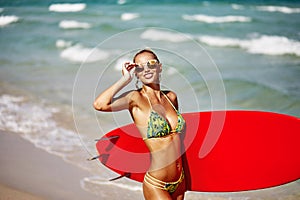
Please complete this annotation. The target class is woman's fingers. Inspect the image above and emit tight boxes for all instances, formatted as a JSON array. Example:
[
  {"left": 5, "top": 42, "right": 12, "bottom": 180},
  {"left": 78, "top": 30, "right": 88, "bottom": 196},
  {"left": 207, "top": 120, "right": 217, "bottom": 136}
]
[
  {"left": 122, "top": 62, "right": 130, "bottom": 75},
  {"left": 122, "top": 62, "right": 137, "bottom": 83},
  {"left": 126, "top": 63, "right": 137, "bottom": 71}
]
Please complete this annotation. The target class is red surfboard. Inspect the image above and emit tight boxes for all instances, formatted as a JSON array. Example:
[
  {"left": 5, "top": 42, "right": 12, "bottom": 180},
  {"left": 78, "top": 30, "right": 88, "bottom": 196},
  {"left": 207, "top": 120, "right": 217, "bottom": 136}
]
[{"left": 96, "top": 111, "right": 300, "bottom": 192}]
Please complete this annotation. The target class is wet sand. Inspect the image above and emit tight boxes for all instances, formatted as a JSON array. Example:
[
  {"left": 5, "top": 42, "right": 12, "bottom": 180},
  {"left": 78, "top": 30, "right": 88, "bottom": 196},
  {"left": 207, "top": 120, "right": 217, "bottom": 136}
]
[
  {"left": 0, "top": 183, "right": 45, "bottom": 200},
  {"left": 0, "top": 131, "right": 98, "bottom": 200}
]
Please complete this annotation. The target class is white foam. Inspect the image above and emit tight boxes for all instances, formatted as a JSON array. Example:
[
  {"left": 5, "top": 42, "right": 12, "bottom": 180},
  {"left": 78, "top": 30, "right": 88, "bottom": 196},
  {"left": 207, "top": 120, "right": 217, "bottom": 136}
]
[
  {"left": 198, "top": 35, "right": 300, "bottom": 56},
  {"left": 56, "top": 39, "right": 73, "bottom": 49},
  {"left": 0, "top": 94, "right": 82, "bottom": 156},
  {"left": 60, "top": 44, "right": 110, "bottom": 63},
  {"left": 231, "top": 4, "right": 244, "bottom": 10},
  {"left": 121, "top": 13, "right": 140, "bottom": 21},
  {"left": 0, "top": 15, "right": 19, "bottom": 27},
  {"left": 182, "top": 14, "right": 251, "bottom": 23},
  {"left": 82, "top": 176, "right": 142, "bottom": 192},
  {"left": 117, "top": 0, "right": 126, "bottom": 5},
  {"left": 141, "top": 29, "right": 190, "bottom": 42},
  {"left": 59, "top": 20, "right": 91, "bottom": 29},
  {"left": 166, "top": 67, "right": 179, "bottom": 76},
  {"left": 246, "top": 35, "right": 300, "bottom": 56},
  {"left": 49, "top": 3, "right": 86, "bottom": 12},
  {"left": 256, "top": 5, "right": 300, "bottom": 14},
  {"left": 113, "top": 57, "right": 131, "bottom": 71},
  {"left": 198, "top": 35, "right": 242, "bottom": 47}
]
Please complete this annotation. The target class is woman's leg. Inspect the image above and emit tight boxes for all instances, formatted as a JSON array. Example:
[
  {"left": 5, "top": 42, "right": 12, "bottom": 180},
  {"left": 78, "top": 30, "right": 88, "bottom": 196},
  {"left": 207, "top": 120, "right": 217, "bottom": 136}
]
[
  {"left": 171, "top": 178, "right": 186, "bottom": 200},
  {"left": 143, "top": 178, "right": 186, "bottom": 200}
]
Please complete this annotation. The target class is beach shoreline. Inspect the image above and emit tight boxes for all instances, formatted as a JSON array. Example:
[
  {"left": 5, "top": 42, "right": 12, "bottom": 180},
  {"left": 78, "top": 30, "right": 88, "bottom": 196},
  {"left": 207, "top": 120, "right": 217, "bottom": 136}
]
[
  {"left": 0, "top": 183, "right": 45, "bottom": 200},
  {"left": 1, "top": 1, "right": 300, "bottom": 199},
  {"left": 0, "top": 131, "right": 98, "bottom": 200}
]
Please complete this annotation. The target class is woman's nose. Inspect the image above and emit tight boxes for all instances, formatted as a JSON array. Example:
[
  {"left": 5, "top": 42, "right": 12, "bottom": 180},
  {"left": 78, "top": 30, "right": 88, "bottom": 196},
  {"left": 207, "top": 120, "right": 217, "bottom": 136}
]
[{"left": 144, "top": 66, "right": 151, "bottom": 72}]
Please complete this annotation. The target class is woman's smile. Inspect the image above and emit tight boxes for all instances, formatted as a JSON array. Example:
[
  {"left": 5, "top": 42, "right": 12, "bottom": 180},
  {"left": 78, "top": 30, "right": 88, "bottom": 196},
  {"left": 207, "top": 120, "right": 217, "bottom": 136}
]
[
  {"left": 94, "top": 49, "right": 186, "bottom": 199},
  {"left": 144, "top": 72, "right": 154, "bottom": 79}
]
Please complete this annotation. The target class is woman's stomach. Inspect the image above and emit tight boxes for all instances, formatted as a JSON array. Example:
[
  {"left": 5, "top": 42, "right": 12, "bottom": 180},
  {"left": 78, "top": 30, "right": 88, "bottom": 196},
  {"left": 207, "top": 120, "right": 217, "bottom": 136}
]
[{"left": 145, "top": 133, "right": 183, "bottom": 181}]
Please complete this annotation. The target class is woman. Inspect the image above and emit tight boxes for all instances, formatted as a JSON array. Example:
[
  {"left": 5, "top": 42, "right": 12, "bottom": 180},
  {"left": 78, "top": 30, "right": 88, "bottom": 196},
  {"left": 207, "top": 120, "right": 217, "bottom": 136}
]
[{"left": 94, "top": 49, "right": 186, "bottom": 200}]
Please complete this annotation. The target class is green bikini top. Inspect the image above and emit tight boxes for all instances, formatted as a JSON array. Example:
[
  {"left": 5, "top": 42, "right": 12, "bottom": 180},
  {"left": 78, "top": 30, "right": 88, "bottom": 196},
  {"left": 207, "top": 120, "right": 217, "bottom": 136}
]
[{"left": 143, "top": 91, "right": 186, "bottom": 140}]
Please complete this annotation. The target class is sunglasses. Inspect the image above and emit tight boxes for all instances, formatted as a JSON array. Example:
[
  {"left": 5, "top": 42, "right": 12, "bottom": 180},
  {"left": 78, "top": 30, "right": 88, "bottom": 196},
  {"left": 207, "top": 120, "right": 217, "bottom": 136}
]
[{"left": 134, "top": 59, "right": 159, "bottom": 73}]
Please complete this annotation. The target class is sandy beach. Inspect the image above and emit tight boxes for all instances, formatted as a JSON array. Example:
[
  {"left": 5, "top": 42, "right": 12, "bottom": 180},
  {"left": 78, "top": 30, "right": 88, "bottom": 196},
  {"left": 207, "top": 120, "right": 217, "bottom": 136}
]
[
  {"left": 0, "top": 184, "right": 45, "bottom": 200},
  {"left": 0, "top": 131, "right": 98, "bottom": 200},
  {"left": 1, "top": 1, "right": 300, "bottom": 199}
]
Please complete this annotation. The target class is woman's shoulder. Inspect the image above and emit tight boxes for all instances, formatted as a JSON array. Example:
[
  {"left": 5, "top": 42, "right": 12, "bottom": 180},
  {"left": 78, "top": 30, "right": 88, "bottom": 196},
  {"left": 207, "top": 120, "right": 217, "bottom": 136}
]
[
  {"left": 125, "top": 89, "right": 145, "bottom": 104},
  {"left": 162, "top": 90, "right": 177, "bottom": 101},
  {"left": 125, "top": 89, "right": 142, "bottom": 99}
]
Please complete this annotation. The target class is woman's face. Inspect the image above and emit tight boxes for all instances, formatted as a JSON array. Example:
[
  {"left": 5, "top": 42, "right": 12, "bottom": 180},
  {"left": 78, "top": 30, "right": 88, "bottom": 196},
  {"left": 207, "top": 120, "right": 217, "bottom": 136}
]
[{"left": 134, "top": 52, "right": 162, "bottom": 85}]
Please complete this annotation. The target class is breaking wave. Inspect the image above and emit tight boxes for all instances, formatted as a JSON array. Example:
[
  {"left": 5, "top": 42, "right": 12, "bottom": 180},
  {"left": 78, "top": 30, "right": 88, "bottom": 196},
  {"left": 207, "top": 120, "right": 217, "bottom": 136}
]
[
  {"left": 198, "top": 34, "right": 300, "bottom": 56},
  {"left": 60, "top": 44, "right": 110, "bottom": 63},
  {"left": 49, "top": 3, "right": 86, "bottom": 12},
  {"left": 140, "top": 29, "right": 190, "bottom": 42},
  {"left": 121, "top": 13, "right": 140, "bottom": 21},
  {"left": 0, "top": 15, "right": 19, "bottom": 27},
  {"left": 0, "top": 94, "right": 82, "bottom": 158},
  {"left": 256, "top": 5, "right": 300, "bottom": 14},
  {"left": 182, "top": 14, "right": 251, "bottom": 23},
  {"left": 59, "top": 20, "right": 91, "bottom": 29}
]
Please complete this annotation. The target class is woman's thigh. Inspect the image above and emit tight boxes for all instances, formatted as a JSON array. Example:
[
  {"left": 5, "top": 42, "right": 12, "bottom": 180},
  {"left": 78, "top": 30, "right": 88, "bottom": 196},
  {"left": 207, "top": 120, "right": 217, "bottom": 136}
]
[
  {"left": 143, "top": 182, "right": 172, "bottom": 200},
  {"left": 171, "top": 178, "right": 186, "bottom": 200},
  {"left": 143, "top": 179, "right": 186, "bottom": 200}
]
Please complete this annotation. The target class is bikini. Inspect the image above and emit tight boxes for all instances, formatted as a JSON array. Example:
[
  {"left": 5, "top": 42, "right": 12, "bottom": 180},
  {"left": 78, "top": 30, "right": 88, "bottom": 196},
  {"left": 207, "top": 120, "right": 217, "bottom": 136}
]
[
  {"left": 144, "top": 169, "right": 184, "bottom": 194},
  {"left": 143, "top": 91, "right": 186, "bottom": 194},
  {"left": 143, "top": 91, "right": 185, "bottom": 140}
]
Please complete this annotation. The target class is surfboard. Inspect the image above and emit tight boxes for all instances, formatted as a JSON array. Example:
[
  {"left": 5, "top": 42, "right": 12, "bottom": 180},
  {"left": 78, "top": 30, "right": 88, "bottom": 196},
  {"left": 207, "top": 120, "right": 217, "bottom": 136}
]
[{"left": 95, "top": 110, "right": 300, "bottom": 192}]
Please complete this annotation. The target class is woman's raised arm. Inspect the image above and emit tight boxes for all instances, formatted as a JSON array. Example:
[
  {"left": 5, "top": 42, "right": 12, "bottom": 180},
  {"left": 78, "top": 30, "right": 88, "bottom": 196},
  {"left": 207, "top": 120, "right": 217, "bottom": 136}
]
[{"left": 93, "top": 62, "right": 136, "bottom": 112}]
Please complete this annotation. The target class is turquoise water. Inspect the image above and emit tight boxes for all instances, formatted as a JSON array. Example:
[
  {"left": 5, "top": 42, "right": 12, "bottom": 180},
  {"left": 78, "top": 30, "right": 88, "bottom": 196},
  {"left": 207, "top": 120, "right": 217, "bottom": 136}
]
[{"left": 1, "top": 0, "right": 300, "bottom": 199}]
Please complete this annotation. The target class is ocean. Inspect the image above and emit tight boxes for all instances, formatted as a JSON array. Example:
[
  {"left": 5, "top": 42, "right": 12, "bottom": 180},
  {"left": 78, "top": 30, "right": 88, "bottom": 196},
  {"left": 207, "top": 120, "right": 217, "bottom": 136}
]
[{"left": 0, "top": 0, "right": 299, "bottom": 199}]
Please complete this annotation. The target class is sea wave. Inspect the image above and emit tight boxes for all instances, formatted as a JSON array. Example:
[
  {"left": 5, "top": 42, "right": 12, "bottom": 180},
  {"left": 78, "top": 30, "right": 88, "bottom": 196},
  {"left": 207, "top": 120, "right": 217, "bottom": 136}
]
[
  {"left": 60, "top": 44, "right": 110, "bottom": 63},
  {"left": 231, "top": 4, "right": 244, "bottom": 10},
  {"left": 0, "top": 8, "right": 3, "bottom": 13},
  {"left": 81, "top": 176, "right": 143, "bottom": 199},
  {"left": 198, "top": 35, "right": 300, "bottom": 56},
  {"left": 48, "top": 3, "right": 86, "bottom": 12},
  {"left": 59, "top": 20, "right": 91, "bottom": 29},
  {"left": 113, "top": 57, "right": 131, "bottom": 71},
  {"left": 0, "top": 94, "right": 82, "bottom": 157},
  {"left": 82, "top": 176, "right": 142, "bottom": 192},
  {"left": 121, "top": 13, "right": 140, "bottom": 21},
  {"left": 182, "top": 14, "right": 251, "bottom": 23},
  {"left": 140, "top": 29, "right": 190, "bottom": 42},
  {"left": 0, "top": 15, "right": 19, "bottom": 27},
  {"left": 117, "top": 0, "right": 126, "bottom": 5},
  {"left": 256, "top": 5, "right": 300, "bottom": 14},
  {"left": 56, "top": 39, "right": 73, "bottom": 48}
]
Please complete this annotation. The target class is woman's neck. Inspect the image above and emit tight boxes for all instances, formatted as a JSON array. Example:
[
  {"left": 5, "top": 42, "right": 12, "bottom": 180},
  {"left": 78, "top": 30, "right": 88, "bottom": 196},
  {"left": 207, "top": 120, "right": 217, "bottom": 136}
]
[
  {"left": 142, "top": 84, "right": 161, "bottom": 98},
  {"left": 142, "top": 83, "right": 160, "bottom": 91}
]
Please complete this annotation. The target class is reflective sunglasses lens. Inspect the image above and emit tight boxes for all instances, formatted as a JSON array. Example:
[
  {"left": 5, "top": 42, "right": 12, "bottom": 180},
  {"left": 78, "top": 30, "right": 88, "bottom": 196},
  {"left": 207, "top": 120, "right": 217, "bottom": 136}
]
[
  {"left": 147, "top": 60, "right": 158, "bottom": 69},
  {"left": 135, "top": 66, "right": 144, "bottom": 73}
]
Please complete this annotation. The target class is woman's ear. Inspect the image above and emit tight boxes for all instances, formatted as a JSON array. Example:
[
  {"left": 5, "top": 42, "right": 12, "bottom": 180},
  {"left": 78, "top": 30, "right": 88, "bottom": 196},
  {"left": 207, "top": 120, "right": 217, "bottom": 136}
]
[{"left": 158, "top": 63, "right": 162, "bottom": 73}]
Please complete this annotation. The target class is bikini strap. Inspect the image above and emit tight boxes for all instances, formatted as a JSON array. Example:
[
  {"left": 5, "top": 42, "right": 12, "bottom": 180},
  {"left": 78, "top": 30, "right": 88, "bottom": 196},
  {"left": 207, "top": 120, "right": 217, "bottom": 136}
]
[
  {"left": 143, "top": 92, "right": 153, "bottom": 110},
  {"left": 143, "top": 90, "right": 178, "bottom": 112},
  {"left": 161, "top": 91, "right": 178, "bottom": 112}
]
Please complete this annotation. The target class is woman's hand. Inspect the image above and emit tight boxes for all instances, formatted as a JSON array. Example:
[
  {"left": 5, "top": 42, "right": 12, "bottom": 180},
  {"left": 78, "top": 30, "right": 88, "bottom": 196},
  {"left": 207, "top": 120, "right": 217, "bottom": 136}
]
[
  {"left": 94, "top": 62, "right": 137, "bottom": 111},
  {"left": 122, "top": 62, "right": 136, "bottom": 84}
]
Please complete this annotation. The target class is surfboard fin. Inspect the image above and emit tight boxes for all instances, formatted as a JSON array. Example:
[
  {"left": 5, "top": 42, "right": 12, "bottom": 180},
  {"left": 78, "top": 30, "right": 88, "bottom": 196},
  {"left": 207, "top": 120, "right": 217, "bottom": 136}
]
[
  {"left": 87, "top": 155, "right": 100, "bottom": 161},
  {"left": 95, "top": 135, "right": 120, "bottom": 141},
  {"left": 109, "top": 172, "right": 131, "bottom": 181}
]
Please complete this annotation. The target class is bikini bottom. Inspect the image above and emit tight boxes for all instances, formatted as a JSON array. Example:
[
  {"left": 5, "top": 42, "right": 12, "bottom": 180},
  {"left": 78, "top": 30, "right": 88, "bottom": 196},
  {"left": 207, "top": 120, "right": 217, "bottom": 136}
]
[{"left": 144, "top": 169, "right": 184, "bottom": 194}]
